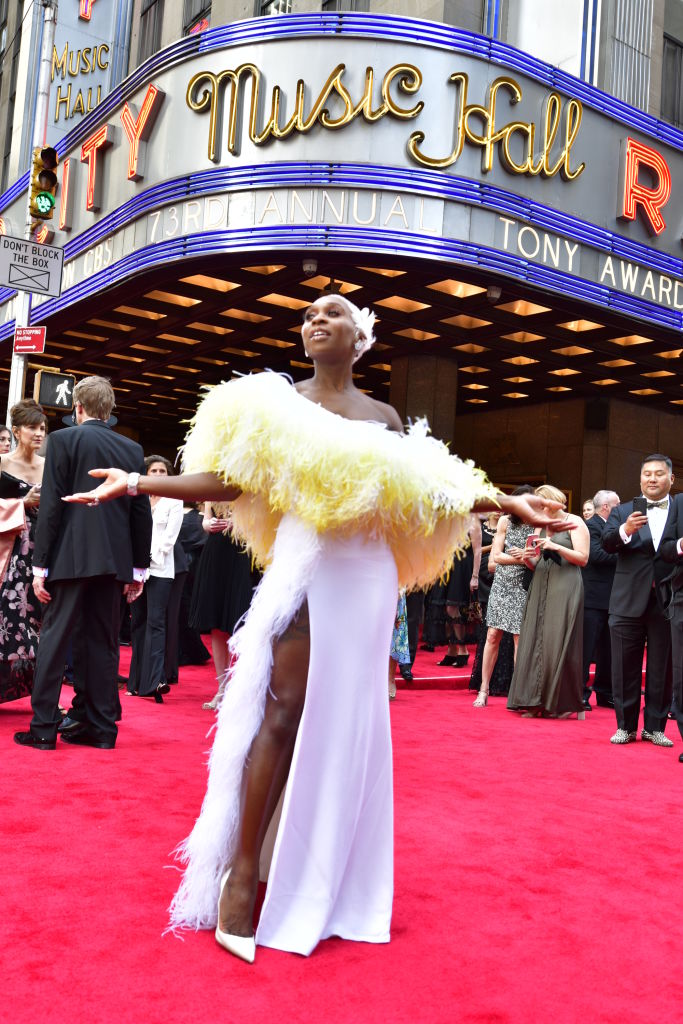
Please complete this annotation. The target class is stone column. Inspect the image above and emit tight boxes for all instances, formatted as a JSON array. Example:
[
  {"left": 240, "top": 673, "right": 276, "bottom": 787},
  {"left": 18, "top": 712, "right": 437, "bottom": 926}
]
[{"left": 389, "top": 355, "right": 458, "bottom": 444}]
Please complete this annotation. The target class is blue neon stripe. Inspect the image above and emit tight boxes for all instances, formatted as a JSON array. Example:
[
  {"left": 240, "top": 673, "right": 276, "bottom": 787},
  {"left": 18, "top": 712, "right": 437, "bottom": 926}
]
[
  {"left": 580, "top": 0, "right": 589, "bottom": 80},
  {"left": 0, "top": 222, "right": 679, "bottom": 347}
]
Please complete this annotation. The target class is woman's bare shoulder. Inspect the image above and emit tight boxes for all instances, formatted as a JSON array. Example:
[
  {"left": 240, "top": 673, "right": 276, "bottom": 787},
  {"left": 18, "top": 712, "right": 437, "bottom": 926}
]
[{"left": 368, "top": 397, "right": 403, "bottom": 432}]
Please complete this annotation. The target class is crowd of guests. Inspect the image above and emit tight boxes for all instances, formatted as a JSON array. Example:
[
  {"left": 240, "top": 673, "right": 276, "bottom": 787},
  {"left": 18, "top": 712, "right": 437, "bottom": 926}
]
[{"left": 3, "top": 381, "right": 683, "bottom": 765}]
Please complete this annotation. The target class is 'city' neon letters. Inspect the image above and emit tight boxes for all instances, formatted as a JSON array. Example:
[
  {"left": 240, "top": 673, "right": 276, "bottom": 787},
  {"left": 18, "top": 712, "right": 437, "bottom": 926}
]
[
  {"left": 81, "top": 124, "right": 114, "bottom": 211},
  {"left": 120, "top": 85, "right": 165, "bottom": 181}
]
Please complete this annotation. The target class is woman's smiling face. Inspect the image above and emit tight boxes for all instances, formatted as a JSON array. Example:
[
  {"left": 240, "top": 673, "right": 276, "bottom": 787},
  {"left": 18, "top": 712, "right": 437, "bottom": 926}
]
[{"left": 302, "top": 294, "right": 357, "bottom": 365}]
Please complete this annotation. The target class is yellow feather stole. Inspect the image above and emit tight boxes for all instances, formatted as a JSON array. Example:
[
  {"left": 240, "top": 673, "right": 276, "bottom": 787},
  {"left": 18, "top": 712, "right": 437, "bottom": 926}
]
[{"left": 182, "top": 373, "right": 497, "bottom": 590}]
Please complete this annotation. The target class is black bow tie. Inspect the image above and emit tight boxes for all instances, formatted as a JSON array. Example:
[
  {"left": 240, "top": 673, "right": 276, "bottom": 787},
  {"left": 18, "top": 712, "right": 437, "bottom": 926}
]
[{"left": 646, "top": 500, "right": 668, "bottom": 510}]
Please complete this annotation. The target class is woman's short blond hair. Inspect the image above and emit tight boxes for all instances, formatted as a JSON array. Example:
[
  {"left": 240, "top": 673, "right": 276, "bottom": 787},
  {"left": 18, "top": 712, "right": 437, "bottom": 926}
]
[
  {"left": 535, "top": 484, "right": 567, "bottom": 505},
  {"left": 73, "top": 375, "right": 115, "bottom": 420}
]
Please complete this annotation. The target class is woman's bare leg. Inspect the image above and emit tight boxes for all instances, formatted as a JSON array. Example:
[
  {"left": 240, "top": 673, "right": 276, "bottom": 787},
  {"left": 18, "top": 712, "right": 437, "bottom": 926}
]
[
  {"left": 203, "top": 630, "right": 231, "bottom": 709},
  {"left": 219, "top": 604, "right": 310, "bottom": 936},
  {"left": 481, "top": 627, "right": 502, "bottom": 692}
]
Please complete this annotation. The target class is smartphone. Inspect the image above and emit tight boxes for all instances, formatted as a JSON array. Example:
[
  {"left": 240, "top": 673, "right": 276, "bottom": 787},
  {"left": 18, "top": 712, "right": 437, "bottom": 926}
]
[
  {"left": 632, "top": 496, "right": 648, "bottom": 515},
  {"left": 525, "top": 535, "right": 541, "bottom": 549}
]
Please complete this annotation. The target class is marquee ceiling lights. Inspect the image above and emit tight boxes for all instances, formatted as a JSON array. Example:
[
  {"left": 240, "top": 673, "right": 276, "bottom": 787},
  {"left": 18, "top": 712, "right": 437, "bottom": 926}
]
[
  {"left": 466, "top": 398, "right": 488, "bottom": 404},
  {"left": 300, "top": 276, "right": 361, "bottom": 293},
  {"left": 393, "top": 328, "right": 439, "bottom": 341},
  {"left": 29, "top": 257, "right": 682, "bottom": 447},
  {"left": 252, "top": 336, "right": 296, "bottom": 349},
  {"left": 609, "top": 335, "right": 652, "bottom": 346},
  {"left": 357, "top": 267, "right": 406, "bottom": 277},
  {"left": 108, "top": 352, "right": 143, "bottom": 362},
  {"left": 258, "top": 293, "right": 310, "bottom": 309},
  {"left": 552, "top": 346, "right": 592, "bottom": 356},
  {"left": 145, "top": 290, "right": 201, "bottom": 307},
  {"left": 501, "top": 331, "right": 544, "bottom": 343},
  {"left": 441, "top": 315, "right": 492, "bottom": 329},
  {"left": 496, "top": 300, "right": 551, "bottom": 316},
  {"left": 221, "top": 308, "right": 271, "bottom": 322},
  {"left": 503, "top": 392, "right": 529, "bottom": 398},
  {"left": 427, "top": 280, "right": 485, "bottom": 298},
  {"left": 376, "top": 296, "right": 430, "bottom": 313},
  {"left": 187, "top": 322, "right": 234, "bottom": 334},
  {"left": 243, "top": 265, "right": 286, "bottom": 274},
  {"left": 115, "top": 305, "right": 166, "bottom": 320},
  {"left": 557, "top": 319, "right": 603, "bottom": 331},
  {"left": 641, "top": 370, "right": 675, "bottom": 377},
  {"left": 630, "top": 388, "right": 661, "bottom": 395},
  {"left": 462, "top": 383, "right": 488, "bottom": 390},
  {"left": 180, "top": 275, "right": 241, "bottom": 292},
  {"left": 88, "top": 318, "right": 135, "bottom": 332},
  {"left": 547, "top": 386, "right": 573, "bottom": 392},
  {"left": 157, "top": 333, "right": 200, "bottom": 345},
  {"left": 64, "top": 329, "right": 107, "bottom": 341}
]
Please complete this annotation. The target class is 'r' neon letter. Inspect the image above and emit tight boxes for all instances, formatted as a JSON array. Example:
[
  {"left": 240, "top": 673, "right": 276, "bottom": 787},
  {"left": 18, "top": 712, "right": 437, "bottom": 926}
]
[
  {"left": 79, "top": 0, "right": 96, "bottom": 20},
  {"left": 619, "top": 137, "right": 671, "bottom": 236},
  {"left": 81, "top": 124, "right": 114, "bottom": 211},
  {"left": 120, "top": 84, "right": 165, "bottom": 181}
]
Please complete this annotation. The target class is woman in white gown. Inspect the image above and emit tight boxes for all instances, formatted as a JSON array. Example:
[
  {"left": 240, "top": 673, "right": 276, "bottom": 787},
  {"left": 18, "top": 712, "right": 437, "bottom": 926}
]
[{"left": 66, "top": 294, "right": 564, "bottom": 962}]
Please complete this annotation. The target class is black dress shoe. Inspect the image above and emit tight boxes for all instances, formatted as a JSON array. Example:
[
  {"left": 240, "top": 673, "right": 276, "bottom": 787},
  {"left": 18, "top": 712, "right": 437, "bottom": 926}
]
[
  {"left": 679, "top": 752, "right": 683, "bottom": 763},
  {"left": 57, "top": 715, "right": 87, "bottom": 734},
  {"left": 437, "top": 655, "right": 458, "bottom": 667},
  {"left": 420, "top": 643, "right": 435, "bottom": 652},
  {"left": 60, "top": 730, "right": 115, "bottom": 749},
  {"left": 399, "top": 665, "right": 414, "bottom": 682},
  {"left": 14, "top": 730, "right": 56, "bottom": 750},
  {"left": 582, "top": 700, "right": 592, "bottom": 711}
]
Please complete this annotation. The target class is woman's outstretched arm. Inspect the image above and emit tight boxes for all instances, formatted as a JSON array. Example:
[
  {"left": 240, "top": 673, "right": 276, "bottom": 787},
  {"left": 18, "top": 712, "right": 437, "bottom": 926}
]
[{"left": 63, "top": 468, "right": 241, "bottom": 505}]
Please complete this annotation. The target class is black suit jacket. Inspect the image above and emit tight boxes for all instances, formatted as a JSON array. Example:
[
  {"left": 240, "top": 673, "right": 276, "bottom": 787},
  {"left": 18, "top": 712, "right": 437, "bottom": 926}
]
[
  {"left": 658, "top": 493, "right": 683, "bottom": 608},
  {"left": 34, "top": 420, "right": 152, "bottom": 583},
  {"left": 602, "top": 498, "right": 676, "bottom": 617},
  {"left": 581, "top": 514, "right": 617, "bottom": 610}
]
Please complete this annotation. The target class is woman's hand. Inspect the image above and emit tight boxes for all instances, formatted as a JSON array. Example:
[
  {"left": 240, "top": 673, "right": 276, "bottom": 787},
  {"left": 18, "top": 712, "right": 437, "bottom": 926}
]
[
  {"left": 499, "top": 493, "right": 575, "bottom": 533},
  {"left": 469, "top": 573, "right": 479, "bottom": 591},
  {"left": 202, "top": 516, "right": 230, "bottom": 534},
  {"left": 540, "top": 537, "right": 559, "bottom": 552},
  {"left": 63, "top": 467, "right": 128, "bottom": 505},
  {"left": 23, "top": 485, "right": 41, "bottom": 509}
]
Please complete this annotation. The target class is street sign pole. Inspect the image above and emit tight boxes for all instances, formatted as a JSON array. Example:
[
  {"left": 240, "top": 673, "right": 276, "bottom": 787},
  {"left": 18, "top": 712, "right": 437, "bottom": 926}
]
[{"left": 5, "top": 0, "right": 58, "bottom": 427}]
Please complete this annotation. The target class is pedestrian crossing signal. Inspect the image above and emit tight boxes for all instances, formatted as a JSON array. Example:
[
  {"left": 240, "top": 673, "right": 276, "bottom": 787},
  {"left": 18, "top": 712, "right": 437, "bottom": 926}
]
[
  {"left": 33, "top": 370, "right": 75, "bottom": 410},
  {"left": 29, "top": 147, "right": 58, "bottom": 221}
]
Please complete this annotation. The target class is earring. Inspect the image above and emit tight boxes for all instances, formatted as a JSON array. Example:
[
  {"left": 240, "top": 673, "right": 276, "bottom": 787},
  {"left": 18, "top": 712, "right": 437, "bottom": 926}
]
[
  {"left": 354, "top": 341, "right": 363, "bottom": 352},
  {"left": 304, "top": 349, "right": 309, "bottom": 358}
]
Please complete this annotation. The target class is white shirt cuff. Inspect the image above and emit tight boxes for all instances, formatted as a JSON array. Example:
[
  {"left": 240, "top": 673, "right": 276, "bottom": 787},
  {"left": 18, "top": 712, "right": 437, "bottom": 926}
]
[
  {"left": 132, "top": 568, "right": 149, "bottom": 582},
  {"left": 619, "top": 524, "right": 632, "bottom": 544},
  {"left": 32, "top": 567, "right": 48, "bottom": 577},
  {"left": 678, "top": 539, "right": 683, "bottom": 556}
]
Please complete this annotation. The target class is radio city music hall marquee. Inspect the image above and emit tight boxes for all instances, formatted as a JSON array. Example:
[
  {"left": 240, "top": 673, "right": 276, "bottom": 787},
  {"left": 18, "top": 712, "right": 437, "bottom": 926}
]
[{"left": 1, "top": 28, "right": 682, "bottom": 325}]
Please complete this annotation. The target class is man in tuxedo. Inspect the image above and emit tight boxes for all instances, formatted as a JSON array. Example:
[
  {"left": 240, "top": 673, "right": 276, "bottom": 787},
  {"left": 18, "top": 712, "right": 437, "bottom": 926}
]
[
  {"left": 602, "top": 454, "right": 676, "bottom": 747},
  {"left": 659, "top": 493, "right": 683, "bottom": 764},
  {"left": 14, "top": 377, "right": 152, "bottom": 750},
  {"left": 581, "top": 489, "right": 620, "bottom": 710}
]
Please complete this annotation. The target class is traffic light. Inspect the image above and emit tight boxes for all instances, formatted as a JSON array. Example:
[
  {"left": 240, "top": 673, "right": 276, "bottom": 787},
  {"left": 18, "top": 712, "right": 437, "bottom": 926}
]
[{"left": 29, "top": 146, "right": 58, "bottom": 221}]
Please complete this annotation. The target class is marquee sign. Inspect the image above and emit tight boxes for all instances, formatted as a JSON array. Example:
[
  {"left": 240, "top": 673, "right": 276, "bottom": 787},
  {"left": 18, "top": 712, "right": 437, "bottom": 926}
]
[{"left": 0, "top": 13, "right": 682, "bottom": 334}]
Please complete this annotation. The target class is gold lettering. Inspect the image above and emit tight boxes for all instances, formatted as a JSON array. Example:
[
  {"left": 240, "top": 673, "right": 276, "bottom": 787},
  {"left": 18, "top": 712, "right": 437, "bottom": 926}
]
[
  {"left": 97, "top": 44, "right": 110, "bottom": 71},
  {"left": 52, "top": 43, "right": 68, "bottom": 82},
  {"left": 68, "top": 49, "right": 80, "bottom": 77},
  {"left": 72, "top": 89, "right": 85, "bottom": 116},
  {"left": 55, "top": 84, "right": 71, "bottom": 122},
  {"left": 186, "top": 61, "right": 584, "bottom": 184},
  {"left": 81, "top": 48, "right": 92, "bottom": 74}
]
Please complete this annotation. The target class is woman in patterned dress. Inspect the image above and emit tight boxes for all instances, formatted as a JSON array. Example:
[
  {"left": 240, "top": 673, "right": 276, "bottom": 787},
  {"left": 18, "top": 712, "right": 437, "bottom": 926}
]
[
  {"left": 0, "top": 400, "right": 46, "bottom": 704},
  {"left": 472, "top": 485, "right": 535, "bottom": 708}
]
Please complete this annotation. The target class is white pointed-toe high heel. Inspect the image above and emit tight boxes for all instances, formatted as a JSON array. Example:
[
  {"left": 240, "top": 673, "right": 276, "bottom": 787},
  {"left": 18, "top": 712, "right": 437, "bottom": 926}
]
[{"left": 215, "top": 870, "right": 256, "bottom": 964}]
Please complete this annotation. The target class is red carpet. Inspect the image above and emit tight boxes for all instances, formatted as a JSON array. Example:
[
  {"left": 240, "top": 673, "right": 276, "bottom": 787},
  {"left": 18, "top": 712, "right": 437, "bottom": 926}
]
[{"left": 3, "top": 649, "right": 683, "bottom": 1024}]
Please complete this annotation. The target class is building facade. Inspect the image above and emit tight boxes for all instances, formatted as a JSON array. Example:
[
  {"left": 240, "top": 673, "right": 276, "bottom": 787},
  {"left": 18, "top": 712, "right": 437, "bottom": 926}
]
[{"left": 0, "top": 0, "right": 682, "bottom": 505}]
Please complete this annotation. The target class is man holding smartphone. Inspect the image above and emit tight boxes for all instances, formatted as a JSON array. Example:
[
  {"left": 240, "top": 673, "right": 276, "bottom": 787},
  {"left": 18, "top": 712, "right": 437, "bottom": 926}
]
[{"left": 602, "top": 455, "right": 676, "bottom": 747}]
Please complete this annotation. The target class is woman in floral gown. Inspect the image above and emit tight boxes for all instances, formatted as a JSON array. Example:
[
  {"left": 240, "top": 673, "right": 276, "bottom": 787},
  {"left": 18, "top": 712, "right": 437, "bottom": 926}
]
[{"left": 0, "top": 400, "right": 46, "bottom": 704}]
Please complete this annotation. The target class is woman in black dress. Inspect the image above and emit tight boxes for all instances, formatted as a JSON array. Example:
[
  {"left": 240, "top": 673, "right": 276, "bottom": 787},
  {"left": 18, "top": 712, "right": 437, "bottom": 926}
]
[
  {"left": 435, "top": 515, "right": 482, "bottom": 668},
  {"left": 190, "top": 503, "right": 260, "bottom": 709},
  {"left": 0, "top": 400, "right": 46, "bottom": 703}
]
